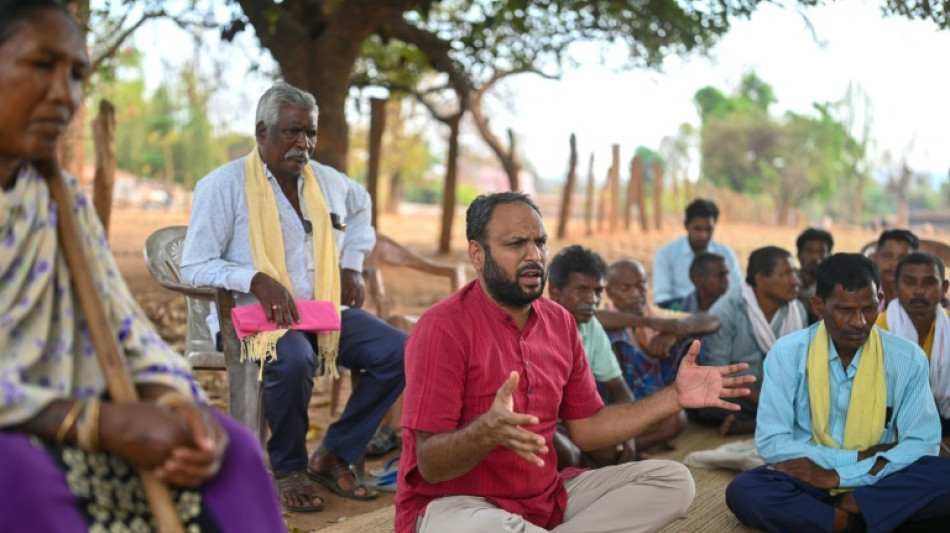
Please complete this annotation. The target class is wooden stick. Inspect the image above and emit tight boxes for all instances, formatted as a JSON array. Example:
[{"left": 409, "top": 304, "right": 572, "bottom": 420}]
[{"left": 41, "top": 166, "right": 185, "bottom": 533}]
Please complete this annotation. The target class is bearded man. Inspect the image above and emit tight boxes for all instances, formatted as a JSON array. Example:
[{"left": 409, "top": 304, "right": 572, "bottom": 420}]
[{"left": 395, "top": 192, "right": 756, "bottom": 533}]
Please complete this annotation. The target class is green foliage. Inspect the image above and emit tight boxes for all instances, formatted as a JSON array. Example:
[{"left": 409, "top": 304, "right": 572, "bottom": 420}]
[
  {"left": 694, "top": 72, "right": 869, "bottom": 222},
  {"left": 88, "top": 49, "right": 251, "bottom": 188}
]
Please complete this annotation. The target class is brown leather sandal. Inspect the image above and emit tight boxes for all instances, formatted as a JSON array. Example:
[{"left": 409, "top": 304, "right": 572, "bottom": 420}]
[
  {"left": 308, "top": 462, "right": 378, "bottom": 501},
  {"left": 275, "top": 470, "right": 325, "bottom": 512}
]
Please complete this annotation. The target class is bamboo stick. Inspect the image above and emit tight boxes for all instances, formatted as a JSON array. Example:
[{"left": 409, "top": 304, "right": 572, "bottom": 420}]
[{"left": 41, "top": 165, "right": 185, "bottom": 533}]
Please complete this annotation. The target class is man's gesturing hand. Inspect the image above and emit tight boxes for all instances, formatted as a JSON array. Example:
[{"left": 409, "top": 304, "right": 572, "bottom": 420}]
[
  {"left": 484, "top": 371, "right": 547, "bottom": 468},
  {"left": 673, "top": 340, "right": 756, "bottom": 410}
]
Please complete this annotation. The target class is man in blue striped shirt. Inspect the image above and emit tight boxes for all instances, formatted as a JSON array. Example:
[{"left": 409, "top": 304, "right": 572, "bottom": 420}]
[{"left": 726, "top": 253, "right": 950, "bottom": 533}]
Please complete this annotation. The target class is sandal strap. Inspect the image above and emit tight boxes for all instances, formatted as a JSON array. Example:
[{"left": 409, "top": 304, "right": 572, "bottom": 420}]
[
  {"left": 277, "top": 471, "right": 318, "bottom": 495},
  {"left": 328, "top": 462, "right": 370, "bottom": 489}
]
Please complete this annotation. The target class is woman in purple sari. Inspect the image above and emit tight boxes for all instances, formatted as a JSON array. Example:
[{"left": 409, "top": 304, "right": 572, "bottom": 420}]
[{"left": 0, "top": 1, "right": 285, "bottom": 531}]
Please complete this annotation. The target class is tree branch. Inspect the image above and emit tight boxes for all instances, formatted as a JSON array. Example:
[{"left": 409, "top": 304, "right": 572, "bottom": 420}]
[{"left": 90, "top": 10, "right": 165, "bottom": 72}]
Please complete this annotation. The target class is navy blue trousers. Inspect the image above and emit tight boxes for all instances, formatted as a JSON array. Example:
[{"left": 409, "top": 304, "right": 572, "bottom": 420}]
[
  {"left": 263, "top": 308, "right": 406, "bottom": 473},
  {"left": 726, "top": 456, "right": 950, "bottom": 533}
]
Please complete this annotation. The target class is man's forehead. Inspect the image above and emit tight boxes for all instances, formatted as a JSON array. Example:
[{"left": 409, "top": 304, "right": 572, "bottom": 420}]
[
  {"left": 829, "top": 283, "right": 878, "bottom": 301},
  {"left": 899, "top": 262, "right": 942, "bottom": 279},
  {"left": 801, "top": 240, "right": 828, "bottom": 251},
  {"left": 880, "top": 239, "right": 912, "bottom": 253},
  {"left": 608, "top": 261, "right": 644, "bottom": 283},
  {"left": 485, "top": 203, "right": 544, "bottom": 237},
  {"left": 276, "top": 105, "right": 316, "bottom": 125},
  {"left": 567, "top": 271, "right": 604, "bottom": 287}
]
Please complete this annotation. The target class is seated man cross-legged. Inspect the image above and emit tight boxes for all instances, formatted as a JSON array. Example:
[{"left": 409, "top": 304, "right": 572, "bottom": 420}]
[
  {"left": 695, "top": 246, "right": 807, "bottom": 436},
  {"left": 396, "top": 192, "right": 756, "bottom": 533},
  {"left": 875, "top": 252, "right": 950, "bottom": 453},
  {"left": 546, "top": 245, "right": 638, "bottom": 469},
  {"left": 600, "top": 258, "right": 723, "bottom": 454},
  {"left": 727, "top": 253, "right": 950, "bottom": 533}
]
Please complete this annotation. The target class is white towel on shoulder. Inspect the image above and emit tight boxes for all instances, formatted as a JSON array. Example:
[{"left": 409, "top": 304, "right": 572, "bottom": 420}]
[
  {"left": 741, "top": 282, "right": 806, "bottom": 355},
  {"left": 886, "top": 299, "right": 950, "bottom": 418}
]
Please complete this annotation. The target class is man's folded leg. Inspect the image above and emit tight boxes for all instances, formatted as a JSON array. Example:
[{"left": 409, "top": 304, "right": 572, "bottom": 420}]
[
  {"left": 554, "top": 460, "right": 694, "bottom": 533},
  {"left": 418, "top": 495, "right": 548, "bottom": 533}
]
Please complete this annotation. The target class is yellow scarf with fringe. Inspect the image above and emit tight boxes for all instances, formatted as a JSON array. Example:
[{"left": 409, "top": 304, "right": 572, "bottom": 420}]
[
  {"left": 807, "top": 322, "right": 886, "bottom": 492},
  {"left": 242, "top": 148, "right": 340, "bottom": 378}
]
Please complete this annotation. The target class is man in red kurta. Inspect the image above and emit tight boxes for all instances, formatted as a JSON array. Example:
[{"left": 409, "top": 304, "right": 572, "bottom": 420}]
[{"left": 396, "top": 192, "right": 755, "bottom": 533}]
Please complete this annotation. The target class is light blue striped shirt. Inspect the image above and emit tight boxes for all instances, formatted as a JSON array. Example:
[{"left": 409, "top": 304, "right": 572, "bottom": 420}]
[
  {"left": 652, "top": 236, "right": 743, "bottom": 304},
  {"left": 756, "top": 324, "right": 940, "bottom": 489}
]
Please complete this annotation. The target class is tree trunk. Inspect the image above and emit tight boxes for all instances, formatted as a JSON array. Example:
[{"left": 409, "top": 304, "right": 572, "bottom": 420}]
[
  {"left": 853, "top": 172, "right": 865, "bottom": 227},
  {"left": 367, "top": 97, "right": 387, "bottom": 228},
  {"left": 585, "top": 153, "right": 595, "bottom": 237},
  {"left": 671, "top": 169, "right": 681, "bottom": 219},
  {"left": 896, "top": 162, "right": 911, "bottom": 228},
  {"left": 238, "top": 1, "right": 411, "bottom": 173},
  {"left": 608, "top": 144, "right": 620, "bottom": 233},
  {"left": 631, "top": 156, "right": 648, "bottom": 232},
  {"left": 556, "top": 133, "right": 577, "bottom": 240},
  {"left": 652, "top": 160, "right": 663, "bottom": 230},
  {"left": 59, "top": 103, "right": 86, "bottom": 181},
  {"left": 439, "top": 115, "right": 461, "bottom": 254},
  {"left": 504, "top": 129, "right": 520, "bottom": 191},
  {"left": 626, "top": 157, "right": 636, "bottom": 231},
  {"left": 386, "top": 171, "right": 401, "bottom": 215},
  {"left": 92, "top": 100, "right": 116, "bottom": 236}
]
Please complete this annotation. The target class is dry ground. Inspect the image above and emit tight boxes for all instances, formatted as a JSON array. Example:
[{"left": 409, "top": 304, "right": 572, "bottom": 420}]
[{"left": 110, "top": 204, "right": 950, "bottom": 532}]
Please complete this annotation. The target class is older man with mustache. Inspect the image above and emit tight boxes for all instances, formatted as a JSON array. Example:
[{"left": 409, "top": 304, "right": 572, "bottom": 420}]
[
  {"left": 181, "top": 83, "right": 406, "bottom": 512},
  {"left": 546, "top": 245, "right": 638, "bottom": 469}
]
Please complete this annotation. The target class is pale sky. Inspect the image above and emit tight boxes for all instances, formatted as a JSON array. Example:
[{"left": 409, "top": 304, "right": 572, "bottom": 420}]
[
  {"left": 485, "top": 0, "right": 950, "bottom": 181},
  {"left": 129, "top": 0, "right": 950, "bottom": 183}
]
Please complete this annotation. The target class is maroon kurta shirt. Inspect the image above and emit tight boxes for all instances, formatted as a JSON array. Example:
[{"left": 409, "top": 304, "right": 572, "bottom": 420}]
[{"left": 395, "top": 280, "right": 603, "bottom": 533}]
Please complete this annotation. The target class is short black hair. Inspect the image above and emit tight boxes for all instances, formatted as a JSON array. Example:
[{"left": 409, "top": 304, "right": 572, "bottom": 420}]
[
  {"left": 745, "top": 246, "right": 792, "bottom": 287},
  {"left": 0, "top": 0, "right": 70, "bottom": 45},
  {"left": 465, "top": 192, "right": 541, "bottom": 244},
  {"left": 689, "top": 252, "right": 725, "bottom": 280},
  {"left": 877, "top": 229, "right": 919, "bottom": 252},
  {"left": 895, "top": 251, "right": 945, "bottom": 281},
  {"left": 796, "top": 228, "right": 834, "bottom": 254},
  {"left": 684, "top": 199, "right": 719, "bottom": 224},
  {"left": 815, "top": 253, "right": 880, "bottom": 299},
  {"left": 548, "top": 245, "right": 608, "bottom": 290}
]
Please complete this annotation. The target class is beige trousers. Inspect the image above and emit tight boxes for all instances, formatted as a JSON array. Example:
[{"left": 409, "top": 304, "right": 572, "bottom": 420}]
[{"left": 417, "top": 460, "right": 695, "bottom": 533}]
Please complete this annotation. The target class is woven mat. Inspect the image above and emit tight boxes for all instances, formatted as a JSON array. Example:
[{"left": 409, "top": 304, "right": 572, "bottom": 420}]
[
  {"left": 318, "top": 467, "right": 754, "bottom": 533},
  {"left": 660, "top": 466, "right": 758, "bottom": 533}
]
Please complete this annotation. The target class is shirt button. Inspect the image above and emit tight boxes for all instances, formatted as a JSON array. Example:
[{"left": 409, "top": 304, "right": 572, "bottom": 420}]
[
  {"left": 528, "top": 388, "right": 533, "bottom": 394},
  {"left": 525, "top": 361, "right": 530, "bottom": 367},
  {"left": 505, "top": 315, "right": 512, "bottom": 321}
]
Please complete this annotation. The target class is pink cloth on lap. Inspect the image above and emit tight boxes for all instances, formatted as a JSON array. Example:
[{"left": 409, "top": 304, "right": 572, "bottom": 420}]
[{"left": 230, "top": 300, "right": 340, "bottom": 339}]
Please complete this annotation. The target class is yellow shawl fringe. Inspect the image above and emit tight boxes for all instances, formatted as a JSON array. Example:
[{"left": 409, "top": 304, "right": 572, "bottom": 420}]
[{"left": 241, "top": 148, "right": 341, "bottom": 379}]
